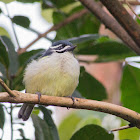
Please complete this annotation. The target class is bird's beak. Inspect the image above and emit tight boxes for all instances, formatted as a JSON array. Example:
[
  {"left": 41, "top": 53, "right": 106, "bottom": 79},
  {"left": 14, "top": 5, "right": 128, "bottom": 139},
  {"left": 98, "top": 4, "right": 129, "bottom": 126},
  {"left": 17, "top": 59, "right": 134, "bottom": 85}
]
[{"left": 67, "top": 45, "right": 77, "bottom": 52}]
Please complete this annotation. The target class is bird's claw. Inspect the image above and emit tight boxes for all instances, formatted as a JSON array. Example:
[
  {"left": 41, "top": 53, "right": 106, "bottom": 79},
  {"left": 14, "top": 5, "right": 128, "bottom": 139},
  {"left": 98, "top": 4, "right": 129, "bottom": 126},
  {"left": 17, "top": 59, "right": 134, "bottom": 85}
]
[
  {"left": 66, "top": 96, "right": 75, "bottom": 110},
  {"left": 35, "top": 92, "right": 42, "bottom": 103}
]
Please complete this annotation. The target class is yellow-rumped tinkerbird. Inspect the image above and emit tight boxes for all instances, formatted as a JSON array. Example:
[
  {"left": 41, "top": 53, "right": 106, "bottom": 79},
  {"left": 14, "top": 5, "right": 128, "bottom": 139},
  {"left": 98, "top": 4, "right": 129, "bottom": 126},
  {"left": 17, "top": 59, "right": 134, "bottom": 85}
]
[{"left": 18, "top": 40, "right": 80, "bottom": 121}]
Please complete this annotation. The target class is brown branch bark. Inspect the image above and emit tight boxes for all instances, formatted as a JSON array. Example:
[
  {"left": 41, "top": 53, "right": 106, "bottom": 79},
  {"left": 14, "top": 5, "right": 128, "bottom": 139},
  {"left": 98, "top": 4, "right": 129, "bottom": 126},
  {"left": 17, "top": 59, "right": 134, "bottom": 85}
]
[
  {"left": 120, "top": 0, "right": 140, "bottom": 5},
  {"left": 79, "top": 0, "right": 140, "bottom": 54},
  {"left": 18, "top": 9, "right": 88, "bottom": 54},
  {"left": 0, "top": 78, "right": 16, "bottom": 97},
  {"left": 124, "top": 0, "right": 140, "bottom": 20},
  {"left": 1, "top": 91, "right": 140, "bottom": 129},
  {"left": 99, "top": 0, "right": 140, "bottom": 52}
]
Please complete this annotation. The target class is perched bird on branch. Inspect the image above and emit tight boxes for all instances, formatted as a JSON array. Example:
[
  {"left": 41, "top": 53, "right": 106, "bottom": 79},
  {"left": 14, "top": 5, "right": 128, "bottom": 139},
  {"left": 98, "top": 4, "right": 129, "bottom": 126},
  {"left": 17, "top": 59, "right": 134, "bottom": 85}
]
[{"left": 18, "top": 40, "right": 80, "bottom": 121}]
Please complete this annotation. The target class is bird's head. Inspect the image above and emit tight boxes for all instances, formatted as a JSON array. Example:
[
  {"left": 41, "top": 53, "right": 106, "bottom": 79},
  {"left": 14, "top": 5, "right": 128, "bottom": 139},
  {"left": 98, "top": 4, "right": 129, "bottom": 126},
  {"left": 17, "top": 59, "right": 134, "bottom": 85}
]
[
  {"left": 51, "top": 40, "right": 76, "bottom": 53},
  {"left": 42, "top": 40, "right": 76, "bottom": 57}
]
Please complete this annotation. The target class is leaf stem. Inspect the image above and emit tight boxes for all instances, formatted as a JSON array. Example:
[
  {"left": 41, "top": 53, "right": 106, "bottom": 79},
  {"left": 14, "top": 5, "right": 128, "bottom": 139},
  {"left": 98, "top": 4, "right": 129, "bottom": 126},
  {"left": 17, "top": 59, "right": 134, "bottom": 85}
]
[
  {"left": 4, "top": 4, "right": 20, "bottom": 49},
  {"left": 110, "top": 124, "right": 134, "bottom": 132},
  {"left": 10, "top": 103, "right": 13, "bottom": 140}
]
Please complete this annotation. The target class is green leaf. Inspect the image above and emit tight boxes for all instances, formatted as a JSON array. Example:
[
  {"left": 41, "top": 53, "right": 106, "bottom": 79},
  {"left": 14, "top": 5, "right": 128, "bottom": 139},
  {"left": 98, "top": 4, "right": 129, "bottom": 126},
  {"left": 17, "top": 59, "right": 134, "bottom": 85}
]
[
  {"left": 76, "top": 110, "right": 107, "bottom": 121},
  {"left": 61, "top": 2, "right": 81, "bottom": 14},
  {"left": 70, "top": 124, "right": 114, "bottom": 140},
  {"left": 0, "top": 104, "right": 5, "bottom": 130},
  {"left": 0, "top": 9, "right": 2, "bottom": 14},
  {"left": 1, "top": 36, "right": 18, "bottom": 75},
  {"left": 66, "top": 34, "right": 102, "bottom": 44},
  {"left": 0, "top": 0, "right": 15, "bottom": 3},
  {"left": 42, "top": 0, "right": 75, "bottom": 9},
  {"left": 12, "top": 16, "right": 30, "bottom": 28},
  {"left": 0, "top": 27, "right": 10, "bottom": 37},
  {"left": 12, "top": 68, "right": 24, "bottom": 91},
  {"left": 75, "top": 116, "right": 101, "bottom": 132},
  {"left": 58, "top": 113, "right": 82, "bottom": 140},
  {"left": 0, "top": 63, "right": 6, "bottom": 79},
  {"left": 136, "top": 14, "right": 140, "bottom": 24},
  {"left": 77, "top": 67, "right": 107, "bottom": 100},
  {"left": 119, "top": 120, "right": 140, "bottom": 140},
  {"left": 121, "top": 65, "right": 140, "bottom": 113},
  {"left": 41, "top": 1, "right": 80, "bottom": 23},
  {"left": 0, "top": 37, "right": 9, "bottom": 69},
  {"left": 13, "top": 49, "right": 43, "bottom": 91},
  {"left": 18, "top": 128, "right": 30, "bottom": 140},
  {"left": 16, "top": 0, "right": 40, "bottom": 3},
  {"left": 42, "top": 0, "right": 55, "bottom": 9},
  {"left": 32, "top": 114, "right": 57, "bottom": 140},
  {"left": 18, "top": 49, "right": 44, "bottom": 67},
  {"left": 41, "top": 8, "right": 54, "bottom": 23},
  {"left": 39, "top": 106, "right": 59, "bottom": 140},
  {"left": 53, "top": 6, "right": 100, "bottom": 41},
  {"left": 76, "top": 41, "right": 134, "bottom": 56},
  {"left": 32, "top": 108, "right": 40, "bottom": 115},
  {"left": 75, "top": 40, "right": 135, "bottom": 62},
  {"left": 95, "top": 36, "right": 110, "bottom": 43}
]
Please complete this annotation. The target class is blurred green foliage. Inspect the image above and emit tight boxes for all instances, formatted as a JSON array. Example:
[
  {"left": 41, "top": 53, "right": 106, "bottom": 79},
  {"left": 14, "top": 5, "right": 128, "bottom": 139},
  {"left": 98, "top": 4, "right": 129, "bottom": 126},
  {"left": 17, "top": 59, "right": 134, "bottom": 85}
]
[{"left": 0, "top": 0, "right": 139, "bottom": 140}]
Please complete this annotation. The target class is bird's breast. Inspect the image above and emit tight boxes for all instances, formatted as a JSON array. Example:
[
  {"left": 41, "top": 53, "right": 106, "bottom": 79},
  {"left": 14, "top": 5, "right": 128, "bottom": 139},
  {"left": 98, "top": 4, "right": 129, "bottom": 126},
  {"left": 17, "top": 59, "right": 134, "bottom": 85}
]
[{"left": 23, "top": 52, "right": 80, "bottom": 97}]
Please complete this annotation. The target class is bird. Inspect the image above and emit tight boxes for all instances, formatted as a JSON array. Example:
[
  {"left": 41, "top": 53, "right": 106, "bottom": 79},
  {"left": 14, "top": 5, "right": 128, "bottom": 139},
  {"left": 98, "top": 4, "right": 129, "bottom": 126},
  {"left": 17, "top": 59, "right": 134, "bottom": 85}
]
[{"left": 18, "top": 40, "right": 80, "bottom": 121}]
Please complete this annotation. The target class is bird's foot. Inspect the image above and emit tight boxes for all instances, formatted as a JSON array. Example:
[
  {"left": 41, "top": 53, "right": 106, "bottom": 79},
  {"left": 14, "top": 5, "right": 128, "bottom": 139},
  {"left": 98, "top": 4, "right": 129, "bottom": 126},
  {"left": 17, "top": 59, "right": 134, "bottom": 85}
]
[
  {"left": 35, "top": 92, "right": 42, "bottom": 103},
  {"left": 66, "top": 96, "right": 75, "bottom": 110},
  {"left": 70, "top": 96, "right": 75, "bottom": 105}
]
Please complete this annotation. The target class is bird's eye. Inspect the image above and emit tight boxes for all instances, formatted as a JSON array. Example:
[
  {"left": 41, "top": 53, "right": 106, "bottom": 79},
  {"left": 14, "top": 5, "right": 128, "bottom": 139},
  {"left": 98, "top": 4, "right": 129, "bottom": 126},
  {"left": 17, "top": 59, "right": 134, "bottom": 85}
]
[
  {"left": 60, "top": 44, "right": 65, "bottom": 49},
  {"left": 62, "top": 44, "right": 65, "bottom": 48}
]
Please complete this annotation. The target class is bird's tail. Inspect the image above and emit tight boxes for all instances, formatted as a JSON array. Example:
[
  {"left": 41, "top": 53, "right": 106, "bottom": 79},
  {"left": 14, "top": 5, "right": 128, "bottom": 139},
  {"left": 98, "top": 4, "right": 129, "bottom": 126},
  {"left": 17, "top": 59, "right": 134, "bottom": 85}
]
[{"left": 18, "top": 103, "right": 35, "bottom": 121}]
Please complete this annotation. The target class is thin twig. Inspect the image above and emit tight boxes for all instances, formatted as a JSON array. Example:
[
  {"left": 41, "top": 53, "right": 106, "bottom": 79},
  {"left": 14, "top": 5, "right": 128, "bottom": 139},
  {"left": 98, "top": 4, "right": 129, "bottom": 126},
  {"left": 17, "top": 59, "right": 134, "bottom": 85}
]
[
  {"left": 99, "top": 0, "right": 140, "bottom": 51},
  {"left": 10, "top": 103, "right": 13, "bottom": 140},
  {"left": 124, "top": 0, "right": 140, "bottom": 20},
  {"left": 78, "top": 0, "right": 140, "bottom": 54},
  {"left": 111, "top": 124, "right": 134, "bottom": 132},
  {"left": 28, "top": 27, "right": 53, "bottom": 41},
  {"left": 0, "top": 78, "right": 16, "bottom": 97},
  {"left": 120, "top": 0, "right": 140, "bottom": 5},
  {"left": 17, "top": 9, "right": 88, "bottom": 54},
  {"left": 4, "top": 4, "right": 20, "bottom": 49},
  {"left": 1, "top": 91, "right": 140, "bottom": 129},
  {"left": 2, "top": 105, "right": 10, "bottom": 114}
]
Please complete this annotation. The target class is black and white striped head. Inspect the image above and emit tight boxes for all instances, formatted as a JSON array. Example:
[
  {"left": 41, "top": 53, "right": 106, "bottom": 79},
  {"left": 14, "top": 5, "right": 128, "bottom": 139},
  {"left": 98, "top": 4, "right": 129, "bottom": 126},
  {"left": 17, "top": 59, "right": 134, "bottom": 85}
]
[
  {"left": 42, "top": 40, "right": 76, "bottom": 57},
  {"left": 51, "top": 40, "right": 76, "bottom": 53}
]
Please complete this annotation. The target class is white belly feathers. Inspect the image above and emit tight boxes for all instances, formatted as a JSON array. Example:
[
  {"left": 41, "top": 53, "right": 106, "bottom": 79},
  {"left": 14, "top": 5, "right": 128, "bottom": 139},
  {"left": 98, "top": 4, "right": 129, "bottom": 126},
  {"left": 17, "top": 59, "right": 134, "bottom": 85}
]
[{"left": 23, "top": 52, "right": 80, "bottom": 97}]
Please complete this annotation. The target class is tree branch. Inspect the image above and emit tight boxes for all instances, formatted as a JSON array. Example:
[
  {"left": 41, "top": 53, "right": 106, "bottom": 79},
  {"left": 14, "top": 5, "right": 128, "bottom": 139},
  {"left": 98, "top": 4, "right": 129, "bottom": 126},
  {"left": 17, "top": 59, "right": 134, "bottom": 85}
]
[
  {"left": 111, "top": 124, "right": 134, "bottom": 132},
  {"left": 120, "top": 0, "right": 140, "bottom": 5},
  {"left": 79, "top": 0, "right": 140, "bottom": 54},
  {"left": 99, "top": 0, "right": 140, "bottom": 51},
  {"left": 17, "top": 9, "right": 88, "bottom": 54},
  {"left": 0, "top": 78, "right": 16, "bottom": 97},
  {"left": 1, "top": 91, "right": 140, "bottom": 129},
  {"left": 124, "top": 0, "right": 140, "bottom": 20}
]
